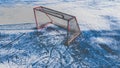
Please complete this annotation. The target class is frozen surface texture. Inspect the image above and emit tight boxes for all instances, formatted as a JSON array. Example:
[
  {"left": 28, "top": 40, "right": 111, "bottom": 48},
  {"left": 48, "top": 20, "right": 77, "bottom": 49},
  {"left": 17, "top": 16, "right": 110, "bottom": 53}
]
[{"left": 0, "top": 0, "right": 120, "bottom": 68}]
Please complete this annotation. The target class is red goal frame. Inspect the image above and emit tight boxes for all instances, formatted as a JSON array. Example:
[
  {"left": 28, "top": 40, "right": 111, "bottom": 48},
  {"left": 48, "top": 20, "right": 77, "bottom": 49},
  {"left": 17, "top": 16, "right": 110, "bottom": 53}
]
[{"left": 33, "top": 6, "right": 80, "bottom": 45}]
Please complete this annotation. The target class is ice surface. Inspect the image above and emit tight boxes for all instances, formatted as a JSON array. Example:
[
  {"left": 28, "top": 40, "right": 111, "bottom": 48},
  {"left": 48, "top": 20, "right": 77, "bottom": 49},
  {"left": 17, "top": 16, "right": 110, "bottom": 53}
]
[{"left": 0, "top": 0, "right": 120, "bottom": 68}]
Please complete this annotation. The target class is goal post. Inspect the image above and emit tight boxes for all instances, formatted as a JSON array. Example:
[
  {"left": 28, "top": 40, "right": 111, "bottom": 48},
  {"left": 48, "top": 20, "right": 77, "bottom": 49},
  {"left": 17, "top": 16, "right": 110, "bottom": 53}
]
[{"left": 33, "top": 6, "right": 80, "bottom": 45}]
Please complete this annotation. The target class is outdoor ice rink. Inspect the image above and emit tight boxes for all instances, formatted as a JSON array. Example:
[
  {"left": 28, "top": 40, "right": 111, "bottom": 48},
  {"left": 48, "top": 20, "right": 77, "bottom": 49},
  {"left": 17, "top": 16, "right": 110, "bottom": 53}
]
[{"left": 0, "top": 0, "right": 120, "bottom": 68}]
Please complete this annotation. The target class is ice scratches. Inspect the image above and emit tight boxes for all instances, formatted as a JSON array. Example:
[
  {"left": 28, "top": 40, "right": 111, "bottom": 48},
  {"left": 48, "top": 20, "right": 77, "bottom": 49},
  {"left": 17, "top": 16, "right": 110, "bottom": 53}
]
[
  {"left": 79, "top": 30, "right": 120, "bottom": 67},
  {"left": 0, "top": 23, "right": 120, "bottom": 67},
  {"left": 99, "top": 43, "right": 118, "bottom": 55}
]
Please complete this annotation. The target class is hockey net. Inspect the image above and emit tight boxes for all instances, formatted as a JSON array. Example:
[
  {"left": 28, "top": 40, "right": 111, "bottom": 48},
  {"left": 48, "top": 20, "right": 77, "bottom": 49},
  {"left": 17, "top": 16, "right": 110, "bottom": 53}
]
[{"left": 33, "top": 6, "right": 80, "bottom": 45}]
